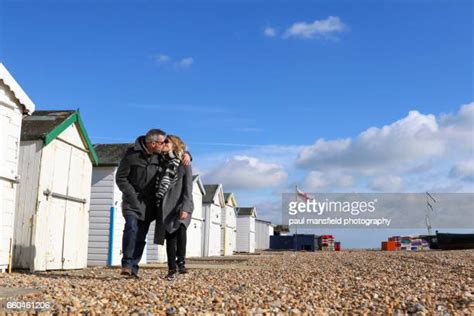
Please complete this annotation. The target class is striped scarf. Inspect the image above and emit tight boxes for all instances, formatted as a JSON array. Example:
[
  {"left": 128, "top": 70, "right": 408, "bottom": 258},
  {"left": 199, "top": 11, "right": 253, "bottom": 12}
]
[{"left": 156, "top": 152, "right": 181, "bottom": 208}]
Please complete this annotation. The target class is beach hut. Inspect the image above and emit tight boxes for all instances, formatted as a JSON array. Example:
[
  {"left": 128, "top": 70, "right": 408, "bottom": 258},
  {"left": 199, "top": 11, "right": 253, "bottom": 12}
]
[
  {"left": 87, "top": 143, "right": 147, "bottom": 266},
  {"left": 236, "top": 207, "right": 257, "bottom": 253},
  {"left": 147, "top": 174, "right": 206, "bottom": 263},
  {"left": 202, "top": 184, "right": 225, "bottom": 257},
  {"left": 0, "top": 64, "right": 35, "bottom": 272},
  {"left": 221, "top": 193, "right": 237, "bottom": 255},
  {"left": 13, "top": 110, "right": 98, "bottom": 271},
  {"left": 255, "top": 219, "right": 274, "bottom": 250},
  {"left": 187, "top": 175, "right": 206, "bottom": 257}
]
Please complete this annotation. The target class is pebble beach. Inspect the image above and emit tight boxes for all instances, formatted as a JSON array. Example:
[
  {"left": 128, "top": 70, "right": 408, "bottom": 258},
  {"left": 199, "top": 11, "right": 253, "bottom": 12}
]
[{"left": 1, "top": 250, "right": 473, "bottom": 315}]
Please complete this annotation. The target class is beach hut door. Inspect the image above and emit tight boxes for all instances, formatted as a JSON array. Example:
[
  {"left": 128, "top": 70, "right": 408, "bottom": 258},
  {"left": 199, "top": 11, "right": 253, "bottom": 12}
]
[
  {"left": 44, "top": 142, "right": 71, "bottom": 270},
  {"left": 62, "top": 147, "right": 88, "bottom": 269},
  {"left": 45, "top": 143, "right": 88, "bottom": 270}
]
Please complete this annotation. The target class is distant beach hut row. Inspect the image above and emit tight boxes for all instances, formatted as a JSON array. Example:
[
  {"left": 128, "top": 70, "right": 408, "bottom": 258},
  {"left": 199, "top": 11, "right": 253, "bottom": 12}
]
[{"left": 0, "top": 64, "right": 274, "bottom": 272}]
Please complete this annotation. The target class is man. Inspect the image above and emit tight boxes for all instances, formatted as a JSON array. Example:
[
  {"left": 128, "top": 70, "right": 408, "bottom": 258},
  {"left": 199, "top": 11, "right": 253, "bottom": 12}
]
[{"left": 116, "top": 129, "right": 190, "bottom": 278}]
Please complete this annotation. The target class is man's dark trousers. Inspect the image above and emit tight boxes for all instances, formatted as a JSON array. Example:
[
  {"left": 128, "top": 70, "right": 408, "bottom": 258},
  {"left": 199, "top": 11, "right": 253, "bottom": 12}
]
[
  {"left": 122, "top": 214, "right": 152, "bottom": 274},
  {"left": 165, "top": 224, "right": 187, "bottom": 271}
]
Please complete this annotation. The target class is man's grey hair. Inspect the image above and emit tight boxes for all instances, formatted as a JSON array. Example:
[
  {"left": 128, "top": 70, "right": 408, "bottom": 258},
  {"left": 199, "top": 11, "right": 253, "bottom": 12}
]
[{"left": 145, "top": 129, "right": 166, "bottom": 143}]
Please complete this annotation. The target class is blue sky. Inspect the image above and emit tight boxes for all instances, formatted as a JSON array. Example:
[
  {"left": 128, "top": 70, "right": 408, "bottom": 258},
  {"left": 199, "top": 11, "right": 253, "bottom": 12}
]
[{"left": 1, "top": 0, "right": 472, "bottom": 247}]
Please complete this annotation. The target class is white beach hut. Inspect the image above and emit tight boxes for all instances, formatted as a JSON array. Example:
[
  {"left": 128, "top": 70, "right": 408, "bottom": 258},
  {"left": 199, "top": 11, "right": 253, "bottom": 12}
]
[
  {"left": 13, "top": 110, "right": 98, "bottom": 271},
  {"left": 255, "top": 219, "right": 274, "bottom": 250},
  {"left": 221, "top": 193, "right": 237, "bottom": 256},
  {"left": 236, "top": 207, "right": 257, "bottom": 253},
  {"left": 0, "top": 64, "right": 35, "bottom": 272},
  {"left": 187, "top": 175, "right": 206, "bottom": 257},
  {"left": 87, "top": 143, "right": 147, "bottom": 266},
  {"left": 202, "top": 184, "right": 225, "bottom": 257},
  {"left": 146, "top": 174, "right": 206, "bottom": 263}
]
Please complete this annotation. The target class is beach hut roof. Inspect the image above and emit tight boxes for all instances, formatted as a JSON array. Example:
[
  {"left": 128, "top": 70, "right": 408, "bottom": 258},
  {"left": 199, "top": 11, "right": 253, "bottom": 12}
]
[
  {"left": 0, "top": 63, "right": 35, "bottom": 113},
  {"left": 224, "top": 192, "right": 238, "bottom": 207},
  {"left": 203, "top": 184, "right": 219, "bottom": 203},
  {"left": 256, "top": 218, "right": 272, "bottom": 224},
  {"left": 21, "top": 110, "right": 98, "bottom": 164},
  {"left": 203, "top": 184, "right": 225, "bottom": 207},
  {"left": 236, "top": 207, "right": 257, "bottom": 217},
  {"left": 192, "top": 175, "right": 206, "bottom": 195},
  {"left": 94, "top": 143, "right": 132, "bottom": 166}
]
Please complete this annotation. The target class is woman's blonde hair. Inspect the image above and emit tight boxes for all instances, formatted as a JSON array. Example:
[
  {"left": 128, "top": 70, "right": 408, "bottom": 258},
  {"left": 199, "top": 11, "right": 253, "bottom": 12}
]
[{"left": 166, "top": 135, "right": 186, "bottom": 159}]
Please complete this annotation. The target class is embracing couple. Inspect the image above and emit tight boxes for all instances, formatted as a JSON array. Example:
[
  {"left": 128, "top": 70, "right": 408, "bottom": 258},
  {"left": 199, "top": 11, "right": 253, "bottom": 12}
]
[{"left": 115, "top": 129, "right": 193, "bottom": 281}]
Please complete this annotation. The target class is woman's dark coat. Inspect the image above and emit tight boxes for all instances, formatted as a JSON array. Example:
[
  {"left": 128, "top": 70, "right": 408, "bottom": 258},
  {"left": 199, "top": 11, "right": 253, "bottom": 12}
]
[{"left": 154, "top": 164, "right": 194, "bottom": 245}]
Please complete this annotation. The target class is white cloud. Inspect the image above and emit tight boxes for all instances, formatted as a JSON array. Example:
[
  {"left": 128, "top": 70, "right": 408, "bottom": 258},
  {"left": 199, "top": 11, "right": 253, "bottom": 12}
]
[
  {"left": 302, "top": 171, "right": 327, "bottom": 190},
  {"left": 202, "top": 155, "right": 288, "bottom": 190},
  {"left": 440, "top": 102, "right": 474, "bottom": 128},
  {"left": 302, "top": 171, "right": 354, "bottom": 191},
  {"left": 263, "top": 26, "right": 277, "bottom": 37},
  {"left": 368, "top": 175, "right": 403, "bottom": 192},
  {"left": 450, "top": 160, "right": 474, "bottom": 182},
  {"left": 154, "top": 54, "right": 194, "bottom": 69},
  {"left": 155, "top": 54, "right": 170, "bottom": 64},
  {"left": 194, "top": 144, "right": 302, "bottom": 172},
  {"left": 296, "top": 102, "right": 474, "bottom": 192},
  {"left": 283, "top": 16, "right": 346, "bottom": 39},
  {"left": 296, "top": 107, "right": 473, "bottom": 173},
  {"left": 253, "top": 199, "right": 283, "bottom": 224},
  {"left": 193, "top": 102, "right": 472, "bottom": 196},
  {"left": 177, "top": 57, "right": 194, "bottom": 68},
  {"left": 439, "top": 102, "right": 474, "bottom": 152}
]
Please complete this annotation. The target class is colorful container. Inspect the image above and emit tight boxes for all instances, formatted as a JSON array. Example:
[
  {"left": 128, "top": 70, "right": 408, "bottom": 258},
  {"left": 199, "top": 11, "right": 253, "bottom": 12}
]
[{"left": 382, "top": 241, "right": 397, "bottom": 251}]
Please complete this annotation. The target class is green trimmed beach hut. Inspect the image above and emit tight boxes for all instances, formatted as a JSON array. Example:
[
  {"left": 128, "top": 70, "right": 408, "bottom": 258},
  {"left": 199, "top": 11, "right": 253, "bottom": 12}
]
[{"left": 13, "top": 110, "right": 98, "bottom": 271}]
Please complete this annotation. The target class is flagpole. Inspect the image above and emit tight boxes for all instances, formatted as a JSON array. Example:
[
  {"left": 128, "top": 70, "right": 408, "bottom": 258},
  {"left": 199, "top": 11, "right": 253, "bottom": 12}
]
[{"left": 295, "top": 185, "right": 298, "bottom": 252}]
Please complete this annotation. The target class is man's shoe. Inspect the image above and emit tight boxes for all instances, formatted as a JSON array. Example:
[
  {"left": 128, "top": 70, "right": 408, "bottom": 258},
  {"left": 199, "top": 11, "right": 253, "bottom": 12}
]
[
  {"left": 178, "top": 266, "right": 188, "bottom": 274},
  {"left": 131, "top": 271, "right": 140, "bottom": 279},
  {"left": 166, "top": 270, "right": 177, "bottom": 281},
  {"left": 121, "top": 267, "right": 132, "bottom": 276}
]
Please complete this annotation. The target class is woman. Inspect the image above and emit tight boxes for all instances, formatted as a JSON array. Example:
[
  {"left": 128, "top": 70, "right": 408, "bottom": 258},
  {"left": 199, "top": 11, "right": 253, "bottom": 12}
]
[{"left": 154, "top": 135, "right": 194, "bottom": 281}]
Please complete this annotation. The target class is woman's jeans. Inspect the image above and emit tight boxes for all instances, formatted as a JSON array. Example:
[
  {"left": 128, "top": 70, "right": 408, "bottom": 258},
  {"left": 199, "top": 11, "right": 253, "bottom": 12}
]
[{"left": 165, "top": 224, "right": 187, "bottom": 271}]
